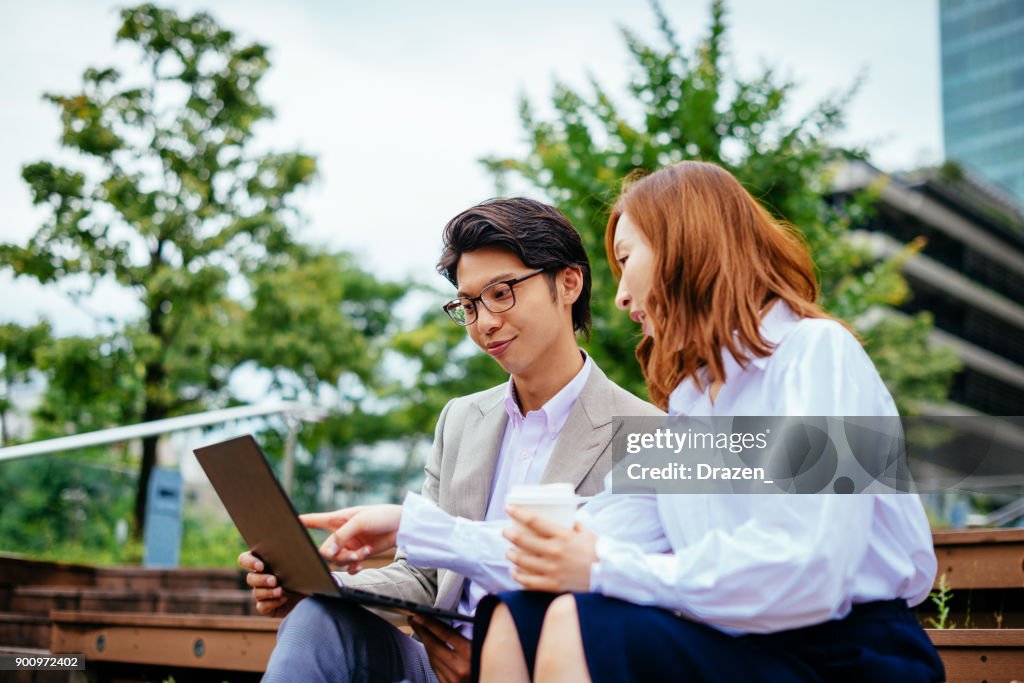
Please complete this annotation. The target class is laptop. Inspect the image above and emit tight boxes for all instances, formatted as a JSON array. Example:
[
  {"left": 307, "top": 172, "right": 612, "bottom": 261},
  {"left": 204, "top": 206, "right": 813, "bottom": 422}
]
[{"left": 194, "top": 434, "right": 473, "bottom": 622}]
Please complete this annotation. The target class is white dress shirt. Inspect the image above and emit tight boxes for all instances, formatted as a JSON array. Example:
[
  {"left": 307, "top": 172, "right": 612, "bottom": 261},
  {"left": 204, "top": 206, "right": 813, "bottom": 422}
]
[
  {"left": 399, "top": 302, "right": 937, "bottom": 635},
  {"left": 397, "top": 353, "right": 593, "bottom": 626}
]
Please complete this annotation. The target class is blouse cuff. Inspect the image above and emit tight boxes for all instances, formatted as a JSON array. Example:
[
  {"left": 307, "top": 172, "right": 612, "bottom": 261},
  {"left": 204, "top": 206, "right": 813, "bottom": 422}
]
[
  {"left": 396, "top": 491, "right": 457, "bottom": 561},
  {"left": 590, "top": 534, "right": 624, "bottom": 593}
]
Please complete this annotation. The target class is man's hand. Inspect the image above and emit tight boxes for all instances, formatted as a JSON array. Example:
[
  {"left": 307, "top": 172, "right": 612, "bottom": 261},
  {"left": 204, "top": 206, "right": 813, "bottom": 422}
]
[
  {"left": 409, "top": 615, "right": 471, "bottom": 683},
  {"left": 238, "top": 550, "right": 303, "bottom": 618},
  {"left": 301, "top": 504, "right": 403, "bottom": 573},
  {"left": 503, "top": 505, "right": 598, "bottom": 593}
]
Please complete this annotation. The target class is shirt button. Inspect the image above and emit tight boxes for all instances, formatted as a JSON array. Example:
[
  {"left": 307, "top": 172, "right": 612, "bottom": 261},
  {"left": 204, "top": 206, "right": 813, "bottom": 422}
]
[{"left": 520, "top": 450, "right": 530, "bottom": 460}]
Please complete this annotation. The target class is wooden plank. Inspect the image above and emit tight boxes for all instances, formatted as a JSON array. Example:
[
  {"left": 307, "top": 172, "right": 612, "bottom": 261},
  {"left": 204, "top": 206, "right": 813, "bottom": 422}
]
[
  {"left": 933, "top": 541, "right": 1024, "bottom": 589},
  {"left": 0, "top": 554, "right": 96, "bottom": 605},
  {"left": 12, "top": 587, "right": 256, "bottom": 618},
  {"left": 930, "top": 529, "right": 1024, "bottom": 590},
  {"left": 50, "top": 611, "right": 280, "bottom": 673},
  {"left": 939, "top": 648, "right": 1024, "bottom": 683},
  {"left": 0, "top": 613, "right": 52, "bottom": 649},
  {"left": 94, "top": 567, "right": 243, "bottom": 591},
  {"left": 927, "top": 629, "right": 1024, "bottom": 683},
  {"left": 12, "top": 587, "right": 157, "bottom": 616},
  {"left": 927, "top": 628, "right": 1024, "bottom": 647},
  {"left": 50, "top": 611, "right": 279, "bottom": 631},
  {"left": 933, "top": 529, "right": 1024, "bottom": 546},
  {"left": 0, "top": 555, "right": 244, "bottom": 591}
]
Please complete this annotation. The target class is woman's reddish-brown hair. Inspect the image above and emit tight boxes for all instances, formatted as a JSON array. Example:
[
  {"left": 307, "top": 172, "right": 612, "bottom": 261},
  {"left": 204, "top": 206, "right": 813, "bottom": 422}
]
[{"left": 605, "top": 161, "right": 844, "bottom": 410}]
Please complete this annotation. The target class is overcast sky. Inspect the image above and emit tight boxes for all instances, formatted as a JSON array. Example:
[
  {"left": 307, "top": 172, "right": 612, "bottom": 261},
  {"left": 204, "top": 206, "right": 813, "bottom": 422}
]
[{"left": 0, "top": 0, "right": 943, "bottom": 335}]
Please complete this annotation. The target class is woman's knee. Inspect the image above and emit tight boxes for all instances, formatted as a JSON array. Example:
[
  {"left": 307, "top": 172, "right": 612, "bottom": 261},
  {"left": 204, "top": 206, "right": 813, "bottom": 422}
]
[
  {"left": 482, "top": 603, "right": 518, "bottom": 649},
  {"left": 480, "top": 602, "right": 531, "bottom": 683},
  {"left": 537, "top": 595, "right": 583, "bottom": 656},
  {"left": 535, "top": 595, "right": 588, "bottom": 682},
  {"left": 542, "top": 593, "right": 579, "bottom": 629}
]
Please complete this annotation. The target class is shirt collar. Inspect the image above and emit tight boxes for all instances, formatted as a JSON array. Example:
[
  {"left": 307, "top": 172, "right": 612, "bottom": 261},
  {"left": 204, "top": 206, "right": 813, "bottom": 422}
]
[
  {"left": 747, "top": 300, "right": 802, "bottom": 369},
  {"left": 503, "top": 351, "right": 593, "bottom": 434},
  {"left": 668, "top": 300, "right": 802, "bottom": 414}
]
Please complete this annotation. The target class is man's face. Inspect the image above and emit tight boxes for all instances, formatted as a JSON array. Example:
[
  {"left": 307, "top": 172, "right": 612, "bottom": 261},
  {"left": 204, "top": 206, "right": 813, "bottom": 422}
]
[{"left": 455, "top": 247, "right": 572, "bottom": 376}]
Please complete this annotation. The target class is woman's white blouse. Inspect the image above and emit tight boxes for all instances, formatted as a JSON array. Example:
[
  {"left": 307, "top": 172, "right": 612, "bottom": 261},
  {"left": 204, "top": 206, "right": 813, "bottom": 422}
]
[
  {"left": 398, "top": 302, "right": 937, "bottom": 635},
  {"left": 580, "top": 302, "right": 937, "bottom": 633}
]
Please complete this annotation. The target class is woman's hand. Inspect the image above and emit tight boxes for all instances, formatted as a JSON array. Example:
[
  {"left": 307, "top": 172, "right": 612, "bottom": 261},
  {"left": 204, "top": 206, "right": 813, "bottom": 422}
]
[
  {"left": 301, "top": 504, "right": 403, "bottom": 573},
  {"left": 503, "top": 505, "right": 598, "bottom": 593}
]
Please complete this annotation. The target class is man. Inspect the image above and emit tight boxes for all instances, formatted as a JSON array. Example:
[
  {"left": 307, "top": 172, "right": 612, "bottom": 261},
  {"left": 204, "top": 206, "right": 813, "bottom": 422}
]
[{"left": 239, "top": 198, "right": 662, "bottom": 683}]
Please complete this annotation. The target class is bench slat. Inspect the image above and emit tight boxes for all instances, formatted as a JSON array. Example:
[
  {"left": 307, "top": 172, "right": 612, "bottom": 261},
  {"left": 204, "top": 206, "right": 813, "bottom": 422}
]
[
  {"left": 50, "top": 610, "right": 280, "bottom": 672},
  {"left": 927, "top": 628, "right": 1024, "bottom": 682}
]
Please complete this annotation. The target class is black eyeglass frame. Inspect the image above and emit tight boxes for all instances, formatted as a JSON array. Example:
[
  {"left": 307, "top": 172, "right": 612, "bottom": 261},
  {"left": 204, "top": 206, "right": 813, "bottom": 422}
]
[{"left": 442, "top": 268, "right": 546, "bottom": 326}]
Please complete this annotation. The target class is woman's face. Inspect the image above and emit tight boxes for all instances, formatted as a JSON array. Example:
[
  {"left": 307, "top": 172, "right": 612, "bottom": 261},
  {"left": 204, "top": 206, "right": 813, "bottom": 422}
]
[{"left": 612, "top": 212, "right": 656, "bottom": 337}]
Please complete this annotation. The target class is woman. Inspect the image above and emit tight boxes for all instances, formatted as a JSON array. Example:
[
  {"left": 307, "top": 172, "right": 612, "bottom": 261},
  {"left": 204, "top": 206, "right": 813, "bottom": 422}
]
[{"left": 472, "top": 162, "right": 944, "bottom": 682}]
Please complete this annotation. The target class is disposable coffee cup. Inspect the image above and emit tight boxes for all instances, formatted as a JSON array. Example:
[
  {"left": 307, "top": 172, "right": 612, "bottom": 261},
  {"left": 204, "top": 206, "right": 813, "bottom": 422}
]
[{"left": 505, "top": 483, "right": 580, "bottom": 530}]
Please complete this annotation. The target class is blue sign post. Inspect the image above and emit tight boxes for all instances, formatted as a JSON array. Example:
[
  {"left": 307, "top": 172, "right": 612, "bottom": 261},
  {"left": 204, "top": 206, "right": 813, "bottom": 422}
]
[{"left": 142, "top": 467, "right": 183, "bottom": 568}]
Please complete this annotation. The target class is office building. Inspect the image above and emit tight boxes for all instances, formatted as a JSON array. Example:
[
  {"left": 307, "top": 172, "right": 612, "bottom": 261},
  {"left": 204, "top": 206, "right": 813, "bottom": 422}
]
[{"left": 940, "top": 0, "right": 1024, "bottom": 204}]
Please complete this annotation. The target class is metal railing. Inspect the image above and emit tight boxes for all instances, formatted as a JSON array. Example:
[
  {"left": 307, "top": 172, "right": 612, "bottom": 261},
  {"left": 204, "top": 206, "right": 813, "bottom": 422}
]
[{"left": 0, "top": 400, "right": 327, "bottom": 494}]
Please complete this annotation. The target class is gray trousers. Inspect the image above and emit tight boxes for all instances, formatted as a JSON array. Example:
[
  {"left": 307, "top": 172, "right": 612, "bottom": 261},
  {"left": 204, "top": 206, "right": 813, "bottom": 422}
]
[{"left": 262, "top": 597, "right": 439, "bottom": 683}]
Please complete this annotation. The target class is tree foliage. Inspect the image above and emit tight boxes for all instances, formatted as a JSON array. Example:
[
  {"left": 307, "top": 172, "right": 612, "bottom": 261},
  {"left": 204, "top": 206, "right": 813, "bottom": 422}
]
[
  {"left": 30, "top": 333, "right": 143, "bottom": 439},
  {"left": 0, "top": 4, "right": 405, "bottom": 535},
  {"left": 483, "top": 0, "right": 958, "bottom": 410},
  {"left": 0, "top": 321, "right": 52, "bottom": 445},
  {"left": 0, "top": 450, "right": 137, "bottom": 562}
]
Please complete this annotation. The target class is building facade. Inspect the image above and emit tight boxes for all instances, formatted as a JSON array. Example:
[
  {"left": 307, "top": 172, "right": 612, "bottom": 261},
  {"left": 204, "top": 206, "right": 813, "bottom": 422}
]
[
  {"left": 834, "top": 160, "right": 1024, "bottom": 417},
  {"left": 940, "top": 0, "right": 1024, "bottom": 204},
  {"left": 833, "top": 160, "right": 1024, "bottom": 522}
]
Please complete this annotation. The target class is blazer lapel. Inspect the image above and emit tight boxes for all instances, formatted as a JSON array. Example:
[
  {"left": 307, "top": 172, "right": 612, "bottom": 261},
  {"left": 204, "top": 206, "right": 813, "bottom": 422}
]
[
  {"left": 448, "top": 390, "right": 509, "bottom": 520},
  {"left": 541, "top": 363, "right": 614, "bottom": 490},
  {"left": 436, "top": 390, "right": 509, "bottom": 610}
]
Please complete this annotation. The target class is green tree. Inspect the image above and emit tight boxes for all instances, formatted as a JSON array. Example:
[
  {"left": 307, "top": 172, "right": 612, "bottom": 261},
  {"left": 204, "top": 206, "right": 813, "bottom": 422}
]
[
  {"left": 484, "top": 0, "right": 958, "bottom": 410},
  {"left": 30, "top": 333, "right": 143, "bottom": 439},
  {"left": 0, "top": 321, "right": 51, "bottom": 445},
  {"left": 1, "top": 4, "right": 403, "bottom": 536},
  {"left": 0, "top": 450, "right": 139, "bottom": 564},
  {"left": 244, "top": 248, "right": 406, "bottom": 399}
]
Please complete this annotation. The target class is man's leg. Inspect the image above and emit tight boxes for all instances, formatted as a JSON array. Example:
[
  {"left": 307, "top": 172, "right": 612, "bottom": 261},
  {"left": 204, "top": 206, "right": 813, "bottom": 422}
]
[{"left": 262, "top": 597, "right": 437, "bottom": 683}]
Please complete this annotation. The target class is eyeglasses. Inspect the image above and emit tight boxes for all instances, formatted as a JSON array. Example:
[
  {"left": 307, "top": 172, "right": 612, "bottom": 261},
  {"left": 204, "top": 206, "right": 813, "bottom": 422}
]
[{"left": 443, "top": 268, "right": 546, "bottom": 326}]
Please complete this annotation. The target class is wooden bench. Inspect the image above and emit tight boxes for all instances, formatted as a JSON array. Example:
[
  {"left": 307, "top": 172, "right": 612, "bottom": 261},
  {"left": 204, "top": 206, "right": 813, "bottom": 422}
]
[
  {"left": 47, "top": 614, "right": 1024, "bottom": 682},
  {"left": 921, "top": 529, "right": 1024, "bottom": 681},
  {"left": 0, "top": 553, "right": 245, "bottom": 593},
  {"left": 11, "top": 534, "right": 1024, "bottom": 681},
  {"left": 11, "top": 586, "right": 256, "bottom": 617},
  {"left": 50, "top": 610, "right": 278, "bottom": 680},
  {"left": 926, "top": 628, "right": 1024, "bottom": 682},
  {"left": 921, "top": 529, "right": 1024, "bottom": 631},
  {"left": 932, "top": 529, "right": 1024, "bottom": 590}
]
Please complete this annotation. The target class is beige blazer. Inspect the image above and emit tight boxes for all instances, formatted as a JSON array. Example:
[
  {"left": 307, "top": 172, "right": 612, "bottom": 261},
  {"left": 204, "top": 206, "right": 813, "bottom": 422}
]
[{"left": 342, "top": 360, "right": 663, "bottom": 611}]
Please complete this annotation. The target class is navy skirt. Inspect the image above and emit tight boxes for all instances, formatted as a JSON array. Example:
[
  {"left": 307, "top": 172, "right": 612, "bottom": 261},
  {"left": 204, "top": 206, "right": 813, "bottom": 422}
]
[{"left": 470, "top": 592, "right": 944, "bottom": 683}]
